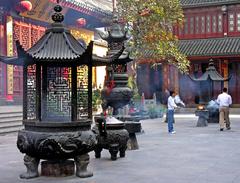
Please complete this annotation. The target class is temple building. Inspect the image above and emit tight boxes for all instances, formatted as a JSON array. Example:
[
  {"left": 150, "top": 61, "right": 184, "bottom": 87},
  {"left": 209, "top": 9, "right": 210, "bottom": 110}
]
[
  {"left": 137, "top": 0, "right": 240, "bottom": 106},
  {"left": 0, "top": 0, "right": 112, "bottom": 104}
]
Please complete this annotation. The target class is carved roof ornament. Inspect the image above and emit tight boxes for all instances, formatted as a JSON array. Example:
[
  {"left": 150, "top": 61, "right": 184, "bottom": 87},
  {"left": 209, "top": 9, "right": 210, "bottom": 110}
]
[
  {"left": 92, "top": 9, "right": 133, "bottom": 66},
  {"left": 98, "top": 12, "right": 129, "bottom": 43},
  {"left": 51, "top": 4, "right": 64, "bottom": 23}
]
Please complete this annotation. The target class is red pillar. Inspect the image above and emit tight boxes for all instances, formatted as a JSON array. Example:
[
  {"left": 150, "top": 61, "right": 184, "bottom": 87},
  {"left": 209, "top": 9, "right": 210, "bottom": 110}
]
[
  {"left": 0, "top": 16, "right": 7, "bottom": 103},
  {"left": 222, "top": 6, "right": 228, "bottom": 36}
]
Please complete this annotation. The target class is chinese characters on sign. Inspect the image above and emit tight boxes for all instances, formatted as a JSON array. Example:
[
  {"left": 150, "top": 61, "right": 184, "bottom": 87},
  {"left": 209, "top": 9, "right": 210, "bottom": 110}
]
[{"left": 7, "top": 16, "right": 13, "bottom": 95}]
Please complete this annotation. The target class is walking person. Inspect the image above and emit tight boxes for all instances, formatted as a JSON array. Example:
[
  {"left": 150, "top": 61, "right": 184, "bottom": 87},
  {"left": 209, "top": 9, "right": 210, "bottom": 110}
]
[
  {"left": 216, "top": 87, "right": 232, "bottom": 131},
  {"left": 167, "top": 91, "right": 178, "bottom": 134}
]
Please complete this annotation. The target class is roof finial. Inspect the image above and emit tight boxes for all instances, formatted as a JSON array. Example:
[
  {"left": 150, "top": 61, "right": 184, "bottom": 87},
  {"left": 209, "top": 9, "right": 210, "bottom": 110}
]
[
  {"left": 209, "top": 59, "right": 214, "bottom": 66},
  {"left": 52, "top": 1, "right": 64, "bottom": 23}
]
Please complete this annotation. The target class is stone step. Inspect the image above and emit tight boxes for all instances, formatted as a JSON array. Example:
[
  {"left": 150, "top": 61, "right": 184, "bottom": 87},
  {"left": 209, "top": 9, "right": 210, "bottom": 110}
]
[
  {"left": 0, "top": 105, "right": 22, "bottom": 113},
  {"left": 0, "top": 107, "right": 23, "bottom": 134},
  {"left": 0, "top": 120, "right": 22, "bottom": 128},
  {"left": 0, "top": 125, "right": 23, "bottom": 135},
  {"left": 0, "top": 110, "right": 22, "bottom": 114},
  {"left": 0, "top": 110, "right": 22, "bottom": 120},
  {"left": 0, "top": 116, "right": 22, "bottom": 123}
]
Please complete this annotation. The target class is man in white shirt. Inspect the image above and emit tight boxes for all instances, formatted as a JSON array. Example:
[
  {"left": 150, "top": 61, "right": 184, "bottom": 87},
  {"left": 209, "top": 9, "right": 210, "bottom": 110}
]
[
  {"left": 167, "top": 91, "right": 178, "bottom": 134},
  {"left": 216, "top": 87, "right": 232, "bottom": 131}
]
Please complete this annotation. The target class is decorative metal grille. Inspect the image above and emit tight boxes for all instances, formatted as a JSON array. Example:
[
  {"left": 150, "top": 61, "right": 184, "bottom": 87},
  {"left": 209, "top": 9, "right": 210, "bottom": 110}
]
[
  {"left": 27, "top": 65, "right": 36, "bottom": 119},
  {"left": 77, "top": 65, "right": 88, "bottom": 119},
  {"left": 45, "top": 67, "right": 71, "bottom": 121}
]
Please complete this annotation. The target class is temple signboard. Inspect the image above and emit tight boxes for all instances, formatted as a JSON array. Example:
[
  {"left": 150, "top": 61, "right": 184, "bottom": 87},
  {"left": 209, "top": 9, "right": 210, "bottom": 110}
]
[{"left": 6, "top": 16, "right": 13, "bottom": 95}]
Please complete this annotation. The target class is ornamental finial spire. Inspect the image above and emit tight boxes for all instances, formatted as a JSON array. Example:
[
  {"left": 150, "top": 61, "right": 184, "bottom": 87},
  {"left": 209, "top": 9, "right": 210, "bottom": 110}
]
[{"left": 51, "top": 0, "right": 64, "bottom": 23}]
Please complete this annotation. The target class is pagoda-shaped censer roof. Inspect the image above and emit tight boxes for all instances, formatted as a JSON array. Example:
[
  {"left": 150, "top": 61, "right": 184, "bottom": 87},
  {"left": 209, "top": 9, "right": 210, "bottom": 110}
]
[
  {"left": 92, "top": 14, "right": 133, "bottom": 66},
  {"left": 27, "top": 23, "right": 86, "bottom": 61},
  {"left": 190, "top": 61, "right": 230, "bottom": 81},
  {"left": 98, "top": 15, "right": 130, "bottom": 43},
  {"left": 24, "top": 4, "right": 91, "bottom": 63},
  {"left": 0, "top": 4, "right": 92, "bottom": 66}
]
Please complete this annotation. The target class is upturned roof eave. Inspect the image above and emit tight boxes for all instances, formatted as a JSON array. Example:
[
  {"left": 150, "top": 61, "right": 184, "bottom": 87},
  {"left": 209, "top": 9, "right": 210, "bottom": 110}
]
[
  {"left": 92, "top": 45, "right": 126, "bottom": 66},
  {"left": 181, "top": 0, "right": 240, "bottom": 9}
]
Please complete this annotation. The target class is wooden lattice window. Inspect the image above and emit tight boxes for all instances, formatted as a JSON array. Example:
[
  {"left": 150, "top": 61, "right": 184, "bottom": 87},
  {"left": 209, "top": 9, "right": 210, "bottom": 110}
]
[
  {"left": 201, "top": 16, "right": 205, "bottom": 33},
  {"left": 229, "top": 13, "right": 235, "bottom": 32},
  {"left": 184, "top": 17, "right": 188, "bottom": 34},
  {"left": 237, "top": 13, "right": 240, "bottom": 31},
  {"left": 206, "top": 15, "right": 211, "bottom": 33},
  {"left": 195, "top": 16, "right": 199, "bottom": 34},
  {"left": 190, "top": 17, "right": 194, "bottom": 34},
  {"left": 212, "top": 15, "right": 217, "bottom": 33},
  {"left": 218, "top": 14, "right": 223, "bottom": 33}
]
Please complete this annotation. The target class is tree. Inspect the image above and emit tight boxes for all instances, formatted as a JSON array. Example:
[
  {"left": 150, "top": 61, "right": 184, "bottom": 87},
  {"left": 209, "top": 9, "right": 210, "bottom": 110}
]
[{"left": 117, "top": 0, "right": 189, "bottom": 73}]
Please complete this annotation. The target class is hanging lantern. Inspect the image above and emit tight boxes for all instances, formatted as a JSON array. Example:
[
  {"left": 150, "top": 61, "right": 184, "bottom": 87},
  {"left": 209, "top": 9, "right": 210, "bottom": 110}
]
[
  {"left": 16, "top": 0, "right": 33, "bottom": 13},
  {"left": 76, "top": 18, "right": 86, "bottom": 27}
]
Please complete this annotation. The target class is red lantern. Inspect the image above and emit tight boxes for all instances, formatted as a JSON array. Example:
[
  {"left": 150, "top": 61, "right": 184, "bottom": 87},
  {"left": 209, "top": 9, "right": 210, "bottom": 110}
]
[
  {"left": 16, "top": 0, "right": 32, "bottom": 13},
  {"left": 76, "top": 18, "right": 86, "bottom": 27}
]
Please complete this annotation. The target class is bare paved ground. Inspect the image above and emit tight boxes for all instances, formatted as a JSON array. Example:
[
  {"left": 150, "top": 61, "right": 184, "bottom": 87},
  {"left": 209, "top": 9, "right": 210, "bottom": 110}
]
[{"left": 0, "top": 116, "right": 240, "bottom": 183}]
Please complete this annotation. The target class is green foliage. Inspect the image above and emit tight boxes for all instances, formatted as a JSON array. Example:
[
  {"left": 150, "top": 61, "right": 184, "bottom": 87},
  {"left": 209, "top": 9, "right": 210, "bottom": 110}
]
[
  {"left": 92, "top": 89, "right": 102, "bottom": 110},
  {"left": 117, "top": 0, "right": 190, "bottom": 73},
  {"left": 128, "top": 75, "right": 141, "bottom": 100},
  {"left": 127, "top": 75, "right": 136, "bottom": 90}
]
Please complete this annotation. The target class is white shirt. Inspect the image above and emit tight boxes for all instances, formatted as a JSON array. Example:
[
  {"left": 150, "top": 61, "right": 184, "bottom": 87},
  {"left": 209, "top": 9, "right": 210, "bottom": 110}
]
[
  {"left": 217, "top": 92, "right": 232, "bottom": 107},
  {"left": 168, "top": 96, "right": 177, "bottom": 110}
]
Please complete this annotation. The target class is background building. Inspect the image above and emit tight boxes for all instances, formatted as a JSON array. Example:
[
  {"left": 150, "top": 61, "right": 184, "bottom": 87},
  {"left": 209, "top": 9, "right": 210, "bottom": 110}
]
[
  {"left": 137, "top": 0, "right": 240, "bottom": 106},
  {"left": 0, "top": 0, "right": 112, "bottom": 105}
]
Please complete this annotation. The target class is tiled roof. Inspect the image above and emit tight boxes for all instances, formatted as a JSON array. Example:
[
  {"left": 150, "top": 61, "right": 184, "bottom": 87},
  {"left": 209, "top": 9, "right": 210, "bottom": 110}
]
[
  {"left": 27, "top": 23, "right": 87, "bottom": 61},
  {"left": 60, "top": 0, "right": 112, "bottom": 18},
  {"left": 180, "top": 0, "right": 240, "bottom": 7},
  {"left": 179, "top": 37, "right": 240, "bottom": 57}
]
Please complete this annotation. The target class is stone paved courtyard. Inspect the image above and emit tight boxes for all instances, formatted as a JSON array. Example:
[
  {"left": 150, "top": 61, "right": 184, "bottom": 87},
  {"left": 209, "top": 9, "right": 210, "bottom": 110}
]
[{"left": 0, "top": 115, "right": 240, "bottom": 183}]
